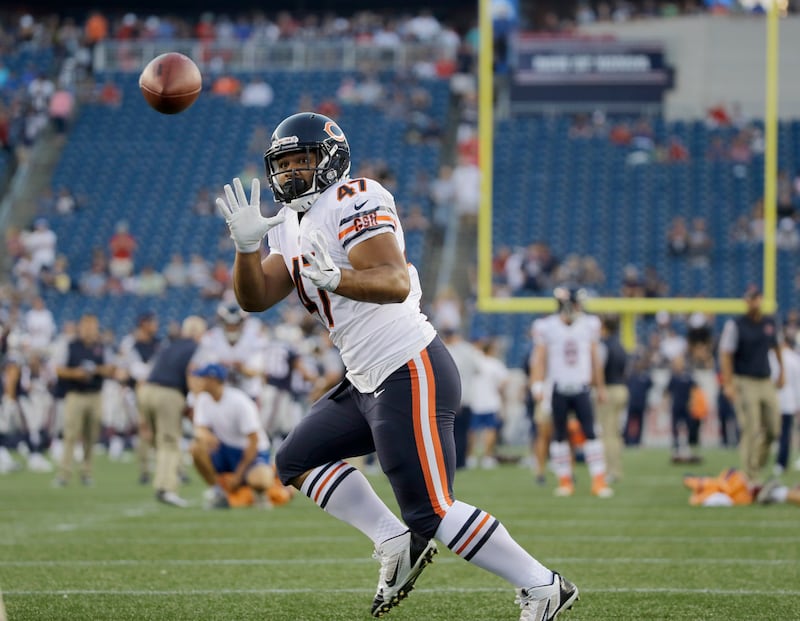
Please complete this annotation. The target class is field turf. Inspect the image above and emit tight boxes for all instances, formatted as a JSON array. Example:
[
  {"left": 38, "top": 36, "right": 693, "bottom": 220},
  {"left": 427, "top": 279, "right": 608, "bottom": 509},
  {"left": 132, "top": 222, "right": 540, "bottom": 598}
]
[{"left": 1, "top": 447, "right": 798, "bottom": 620}]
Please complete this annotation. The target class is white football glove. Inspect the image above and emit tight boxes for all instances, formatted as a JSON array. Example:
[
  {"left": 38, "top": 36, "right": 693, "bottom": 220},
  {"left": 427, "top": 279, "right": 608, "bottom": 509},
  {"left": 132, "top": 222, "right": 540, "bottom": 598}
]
[
  {"left": 216, "top": 177, "right": 285, "bottom": 253},
  {"left": 301, "top": 230, "right": 341, "bottom": 292}
]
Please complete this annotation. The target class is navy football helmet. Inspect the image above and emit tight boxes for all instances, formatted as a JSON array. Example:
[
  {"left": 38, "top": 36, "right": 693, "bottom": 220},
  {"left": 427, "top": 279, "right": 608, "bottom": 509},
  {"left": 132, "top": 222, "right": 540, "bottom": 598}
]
[
  {"left": 263, "top": 112, "right": 351, "bottom": 212},
  {"left": 554, "top": 286, "right": 587, "bottom": 322}
]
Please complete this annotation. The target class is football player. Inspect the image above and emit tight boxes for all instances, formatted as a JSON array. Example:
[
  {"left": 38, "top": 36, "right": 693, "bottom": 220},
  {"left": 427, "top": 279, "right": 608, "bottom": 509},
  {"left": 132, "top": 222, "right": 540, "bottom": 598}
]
[
  {"left": 530, "top": 287, "right": 613, "bottom": 498},
  {"left": 217, "top": 112, "right": 578, "bottom": 621},
  {"left": 195, "top": 302, "right": 265, "bottom": 401}
]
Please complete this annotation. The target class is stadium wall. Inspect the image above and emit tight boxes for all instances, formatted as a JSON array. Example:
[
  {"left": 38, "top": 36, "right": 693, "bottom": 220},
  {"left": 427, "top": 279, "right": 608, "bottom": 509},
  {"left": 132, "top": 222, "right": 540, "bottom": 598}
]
[{"left": 579, "top": 15, "right": 800, "bottom": 121}]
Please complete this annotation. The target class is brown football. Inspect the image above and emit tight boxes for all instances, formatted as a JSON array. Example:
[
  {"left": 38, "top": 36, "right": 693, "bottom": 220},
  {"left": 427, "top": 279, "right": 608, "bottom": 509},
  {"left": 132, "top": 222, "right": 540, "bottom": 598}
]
[{"left": 139, "top": 52, "right": 202, "bottom": 115}]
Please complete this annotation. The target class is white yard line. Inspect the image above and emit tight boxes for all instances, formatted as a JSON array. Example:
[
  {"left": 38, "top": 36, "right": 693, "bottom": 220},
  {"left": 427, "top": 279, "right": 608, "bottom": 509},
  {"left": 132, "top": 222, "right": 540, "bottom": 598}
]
[
  {"left": 5, "top": 586, "right": 800, "bottom": 596},
  {"left": 1, "top": 556, "right": 795, "bottom": 567}
]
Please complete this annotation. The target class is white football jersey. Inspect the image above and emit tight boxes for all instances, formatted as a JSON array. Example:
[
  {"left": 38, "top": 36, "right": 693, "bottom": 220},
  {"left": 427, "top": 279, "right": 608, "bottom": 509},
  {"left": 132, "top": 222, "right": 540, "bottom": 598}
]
[
  {"left": 532, "top": 313, "right": 600, "bottom": 387},
  {"left": 194, "top": 385, "right": 270, "bottom": 451},
  {"left": 195, "top": 318, "right": 266, "bottom": 397},
  {"left": 267, "top": 177, "right": 436, "bottom": 393}
]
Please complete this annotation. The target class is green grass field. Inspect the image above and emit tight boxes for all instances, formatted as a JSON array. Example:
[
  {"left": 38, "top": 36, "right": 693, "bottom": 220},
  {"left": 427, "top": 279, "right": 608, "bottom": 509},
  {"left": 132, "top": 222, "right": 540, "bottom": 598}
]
[{"left": 1, "top": 447, "right": 798, "bottom": 621}]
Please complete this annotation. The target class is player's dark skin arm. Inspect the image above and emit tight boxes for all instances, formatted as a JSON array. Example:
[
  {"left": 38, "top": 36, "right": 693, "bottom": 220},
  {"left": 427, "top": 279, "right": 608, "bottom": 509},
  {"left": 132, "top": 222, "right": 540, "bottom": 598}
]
[
  {"left": 233, "top": 252, "right": 294, "bottom": 312},
  {"left": 334, "top": 232, "right": 410, "bottom": 304}
]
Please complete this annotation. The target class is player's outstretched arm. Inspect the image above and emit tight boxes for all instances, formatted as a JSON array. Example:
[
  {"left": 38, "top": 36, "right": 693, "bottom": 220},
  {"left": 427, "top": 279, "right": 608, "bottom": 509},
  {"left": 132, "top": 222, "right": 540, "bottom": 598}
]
[
  {"left": 217, "top": 177, "right": 293, "bottom": 311},
  {"left": 303, "top": 231, "right": 409, "bottom": 304}
]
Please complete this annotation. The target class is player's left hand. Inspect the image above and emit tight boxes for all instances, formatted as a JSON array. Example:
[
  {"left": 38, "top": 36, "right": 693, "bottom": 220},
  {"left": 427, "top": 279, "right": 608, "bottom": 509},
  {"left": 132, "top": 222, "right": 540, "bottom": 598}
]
[{"left": 301, "top": 230, "right": 341, "bottom": 291}]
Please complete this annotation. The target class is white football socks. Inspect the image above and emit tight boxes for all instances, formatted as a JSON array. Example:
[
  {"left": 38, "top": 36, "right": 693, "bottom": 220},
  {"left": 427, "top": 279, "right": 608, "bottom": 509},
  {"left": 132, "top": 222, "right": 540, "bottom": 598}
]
[
  {"left": 300, "top": 461, "right": 407, "bottom": 545},
  {"left": 435, "top": 500, "right": 553, "bottom": 588}
]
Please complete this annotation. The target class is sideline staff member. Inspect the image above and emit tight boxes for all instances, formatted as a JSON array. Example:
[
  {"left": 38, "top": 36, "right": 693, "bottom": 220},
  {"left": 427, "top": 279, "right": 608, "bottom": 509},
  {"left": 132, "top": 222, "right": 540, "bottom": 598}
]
[
  {"left": 719, "top": 285, "right": 784, "bottom": 483},
  {"left": 54, "top": 314, "right": 115, "bottom": 486}
]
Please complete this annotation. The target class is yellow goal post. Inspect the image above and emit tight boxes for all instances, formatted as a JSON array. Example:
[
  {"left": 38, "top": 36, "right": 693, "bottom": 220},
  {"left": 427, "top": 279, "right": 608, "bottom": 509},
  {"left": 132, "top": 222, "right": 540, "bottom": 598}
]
[{"left": 475, "top": 0, "right": 780, "bottom": 349}]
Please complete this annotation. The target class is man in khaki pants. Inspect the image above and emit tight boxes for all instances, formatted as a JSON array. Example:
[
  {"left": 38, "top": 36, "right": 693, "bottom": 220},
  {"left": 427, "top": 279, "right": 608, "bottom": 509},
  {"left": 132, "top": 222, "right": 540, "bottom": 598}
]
[
  {"left": 596, "top": 316, "right": 629, "bottom": 483},
  {"left": 137, "top": 316, "right": 206, "bottom": 507},
  {"left": 54, "top": 314, "right": 115, "bottom": 487},
  {"left": 719, "top": 285, "right": 784, "bottom": 485}
]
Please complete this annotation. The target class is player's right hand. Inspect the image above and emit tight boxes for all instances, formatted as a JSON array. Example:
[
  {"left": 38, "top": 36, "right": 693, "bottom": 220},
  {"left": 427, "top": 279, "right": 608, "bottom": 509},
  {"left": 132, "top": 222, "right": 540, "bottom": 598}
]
[{"left": 216, "top": 177, "right": 285, "bottom": 253}]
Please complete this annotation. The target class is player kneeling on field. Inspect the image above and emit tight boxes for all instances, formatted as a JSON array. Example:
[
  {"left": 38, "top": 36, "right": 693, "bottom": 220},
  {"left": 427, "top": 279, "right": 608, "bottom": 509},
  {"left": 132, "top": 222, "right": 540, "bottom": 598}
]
[{"left": 189, "top": 363, "right": 274, "bottom": 509}]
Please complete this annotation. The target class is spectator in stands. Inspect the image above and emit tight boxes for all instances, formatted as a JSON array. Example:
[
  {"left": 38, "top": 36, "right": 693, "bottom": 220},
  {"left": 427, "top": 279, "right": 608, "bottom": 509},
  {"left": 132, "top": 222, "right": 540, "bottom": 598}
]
[
  {"left": 645, "top": 275, "right": 670, "bottom": 301},
  {"left": 451, "top": 153, "right": 480, "bottom": 228},
  {"left": 777, "top": 170, "right": 795, "bottom": 220},
  {"left": 211, "top": 74, "right": 242, "bottom": 99},
  {"left": 55, "top": 187, "right": 79, "bottom": 215},
  {"left": 687, "top": 217, "right": 713, "bottom": 268},
  {"left": 240, "top": 76, "right": 273, "bottom": 107},
  {"left": 667, "top": 216, "right": 689, "bottom": 257},
  {"left": 631, "top": 118, "right": 655, "bottom": 152},
  {"left": 200, "top": 260, "right": 230, "bottom": 299},
  {"left": 4, "top": 226, "right": 25, "bottom": 266},
  {"left": 430, "top": 286, "right": 463, "bottom": 333},
  {"left": 667, "top": 135, "right": 690, "bottom": 162},
  {"left": 429, "top": 164, "right": 455, "bottom": 234},
  {"left": 83, "top": 10, "right": 108, "bottom": 72},
  {"left": 78, "top": 255, "right": 108, "bottom": 297},
  {"left": 108, "top": 220, "right": 136, "bottom": 279},
  {"left": 705, "top": 135, "right": 728, "bottom": 161},
  {"left": 163, "top": 254, "right": 189, "bottom": 288},
  {"left": 48, "top": 81, "right": 74, "bottom": 136},
  {"left": 40, "top": 254, "right": 72, "bottom": 294},
  {"left": 403, "top": 204, "right": 430, "bottom": 233},
  {"left": 776, "top": 217, "right": 800, "bottom": 251},
  {"left": 729, "top": 132, "right": 753, "bottom": 164},
  {"left": 749, "top": 198, "right": 765, "bottom": 242},
  {"left": 27, "top": 72, "right": 54, "bottom": 142},
  {"left": 336, "top": 75, "right": 360, "bottom": 105},
  {"left": 187, "top": 254, "right": 213, "bottom": 289},
  {"left": 580, "top": 256, "right": 606, "bottom": 295},
  {"left": 22, "top": 217, "right": 56, "bottom": 277},
  {"left": 190, "top": 187, "right": 216, "bottom": 216},
  {"left": 620, "top": 264, "right": 645, "bottom": 297},
  {"left": 707, "top": 102, "right": 732, "bottom": 128},
  {"left": 568, "top": 114, "right": 593, "bottom": 140},
  {"left": 729, "top": 214, "right": 752, "bottom": 244},
  {"left": 97, "top": 79, "right": 122, "bottom": 107},
  {"left": 236, "top": 163, "right": 260, "bottom": 190},
  {"left": 134, "top": 265, "right": 167, "bottom": 297}
]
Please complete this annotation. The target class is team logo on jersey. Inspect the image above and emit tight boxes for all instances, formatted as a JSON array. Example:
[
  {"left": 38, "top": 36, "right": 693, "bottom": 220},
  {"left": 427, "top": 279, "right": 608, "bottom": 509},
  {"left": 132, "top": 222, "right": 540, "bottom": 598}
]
[{"left": 353, "top": 213, "right": 379, "bottom": 232}]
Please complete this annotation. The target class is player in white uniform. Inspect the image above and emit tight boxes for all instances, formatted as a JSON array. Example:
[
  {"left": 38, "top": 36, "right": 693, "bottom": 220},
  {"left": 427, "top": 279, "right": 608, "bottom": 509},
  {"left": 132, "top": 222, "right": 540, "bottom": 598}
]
[
  {"left": 195, "top": 302, "right": 265, "bottom": 401},
  {"left": 216, "top": 112, "right": 578, "bottom": 621},
  {"left": 530, "top": 287, "right": 612, "bottom": 498}
]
